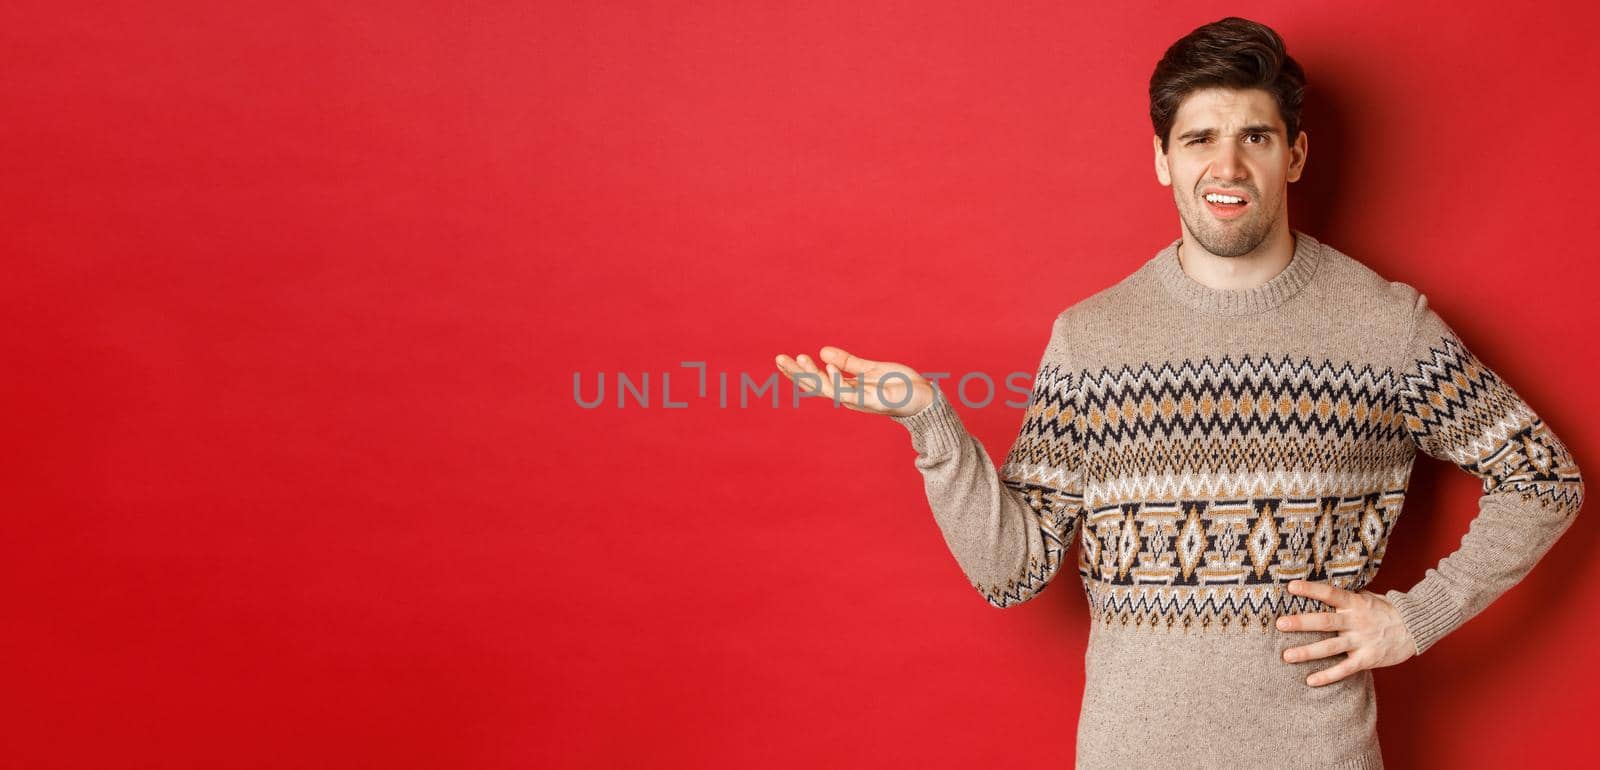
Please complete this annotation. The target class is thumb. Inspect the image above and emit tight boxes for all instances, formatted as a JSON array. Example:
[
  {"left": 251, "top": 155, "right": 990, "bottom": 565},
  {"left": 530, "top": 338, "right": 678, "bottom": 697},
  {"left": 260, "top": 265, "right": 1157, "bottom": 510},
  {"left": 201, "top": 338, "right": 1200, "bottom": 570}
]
[{"left": 819, "top": 345, "right": 874, "bottom": 375}]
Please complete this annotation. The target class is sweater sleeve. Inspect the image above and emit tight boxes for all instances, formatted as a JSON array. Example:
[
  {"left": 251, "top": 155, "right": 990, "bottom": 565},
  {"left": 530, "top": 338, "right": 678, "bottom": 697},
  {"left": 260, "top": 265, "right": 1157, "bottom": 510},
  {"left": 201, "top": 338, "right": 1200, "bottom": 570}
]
[
  {"left": 889, "top": 321, "right": 1088, "bottom": 608},
  {"left": 1384, "top": 292, "right": 1585, "bottom": 655}
]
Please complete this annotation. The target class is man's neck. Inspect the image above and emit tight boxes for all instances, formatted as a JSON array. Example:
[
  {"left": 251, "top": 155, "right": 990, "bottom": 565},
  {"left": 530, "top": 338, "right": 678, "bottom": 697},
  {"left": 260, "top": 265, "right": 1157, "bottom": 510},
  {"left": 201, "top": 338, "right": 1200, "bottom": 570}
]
[{"left": 1176, "top": 226, "right": 1297, "bottom": 291}]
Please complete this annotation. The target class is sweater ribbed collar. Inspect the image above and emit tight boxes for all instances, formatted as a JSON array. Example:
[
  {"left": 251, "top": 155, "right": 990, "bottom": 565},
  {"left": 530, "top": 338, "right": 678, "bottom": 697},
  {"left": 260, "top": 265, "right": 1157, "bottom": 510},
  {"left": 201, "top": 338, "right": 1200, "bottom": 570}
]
[{"left": 1151, "top": 229, "right": 1323, "bottom": 316}]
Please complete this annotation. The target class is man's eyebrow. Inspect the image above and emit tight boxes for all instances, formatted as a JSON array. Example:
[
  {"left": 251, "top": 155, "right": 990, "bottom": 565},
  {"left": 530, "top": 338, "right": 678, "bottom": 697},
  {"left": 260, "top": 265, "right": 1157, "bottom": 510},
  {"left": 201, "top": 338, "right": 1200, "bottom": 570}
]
[{"left": 1175, "top": 124, "right": 1281, "bottom": 141}]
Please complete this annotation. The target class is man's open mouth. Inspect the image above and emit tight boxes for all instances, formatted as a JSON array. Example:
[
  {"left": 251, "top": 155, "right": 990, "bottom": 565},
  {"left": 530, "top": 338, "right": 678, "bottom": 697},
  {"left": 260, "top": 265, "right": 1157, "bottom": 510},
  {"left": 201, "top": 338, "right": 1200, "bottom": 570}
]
[{"left": 1202, "top": 190, "right": 1250, "bottom": 219}]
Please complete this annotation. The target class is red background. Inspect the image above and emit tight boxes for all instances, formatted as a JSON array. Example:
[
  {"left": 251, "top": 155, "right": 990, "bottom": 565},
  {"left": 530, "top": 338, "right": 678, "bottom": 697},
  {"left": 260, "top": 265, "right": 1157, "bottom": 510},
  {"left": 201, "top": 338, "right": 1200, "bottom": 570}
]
[{"left": 5, "top": 2, "right": 1599, "bottom": 768}]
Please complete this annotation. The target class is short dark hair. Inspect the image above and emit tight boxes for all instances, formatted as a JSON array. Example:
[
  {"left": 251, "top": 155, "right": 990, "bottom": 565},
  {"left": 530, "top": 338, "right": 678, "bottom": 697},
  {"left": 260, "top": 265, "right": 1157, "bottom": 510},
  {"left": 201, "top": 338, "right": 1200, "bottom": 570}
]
[{"left": 1149, "top": 17, "right": 1306, "bottom": 153}]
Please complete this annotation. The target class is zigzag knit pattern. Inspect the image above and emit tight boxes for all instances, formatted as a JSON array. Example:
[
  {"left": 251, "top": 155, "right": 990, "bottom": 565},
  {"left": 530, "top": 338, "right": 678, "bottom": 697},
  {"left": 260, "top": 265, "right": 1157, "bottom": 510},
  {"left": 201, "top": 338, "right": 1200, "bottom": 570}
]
[
  {"left": 993, "top": 337, "right": 1581, "bottom": 628},
  {"left": 1397, "top": 331, "right": 1584, "bottom": 513}
]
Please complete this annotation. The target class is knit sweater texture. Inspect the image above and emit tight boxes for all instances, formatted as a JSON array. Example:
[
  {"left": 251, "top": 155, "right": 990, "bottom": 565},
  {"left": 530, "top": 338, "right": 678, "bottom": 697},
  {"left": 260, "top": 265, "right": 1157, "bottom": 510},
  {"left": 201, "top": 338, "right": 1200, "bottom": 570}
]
[{"left": 891, "top": 230, "right": 1584, "bottom": 769}]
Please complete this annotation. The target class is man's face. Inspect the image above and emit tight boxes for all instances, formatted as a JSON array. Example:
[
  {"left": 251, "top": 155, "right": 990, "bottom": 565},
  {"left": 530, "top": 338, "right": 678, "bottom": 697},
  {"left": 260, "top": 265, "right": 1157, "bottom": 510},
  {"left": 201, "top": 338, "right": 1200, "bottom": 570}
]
[{"left": 1154, "top": 87, "right": 1307, "bottom": 258}]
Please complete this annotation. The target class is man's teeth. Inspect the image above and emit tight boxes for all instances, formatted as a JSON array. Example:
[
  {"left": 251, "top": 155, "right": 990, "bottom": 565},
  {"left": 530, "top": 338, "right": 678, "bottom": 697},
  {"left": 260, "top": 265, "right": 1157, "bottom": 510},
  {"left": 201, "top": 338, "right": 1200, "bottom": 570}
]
[{"left": 1205, "top": 193, "right": 1245, "bottom": 204}]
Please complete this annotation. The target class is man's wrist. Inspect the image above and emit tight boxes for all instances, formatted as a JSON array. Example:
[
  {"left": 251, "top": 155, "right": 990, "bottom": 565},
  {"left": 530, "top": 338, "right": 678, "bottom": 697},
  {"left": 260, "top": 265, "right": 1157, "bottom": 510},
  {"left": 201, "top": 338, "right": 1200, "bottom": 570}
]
[
  {"left": 1385, "top": 579, "right": 1465, "bottom": 657},
  {"left": 890, "top": 386, "right": 963, "bottom": 457}
]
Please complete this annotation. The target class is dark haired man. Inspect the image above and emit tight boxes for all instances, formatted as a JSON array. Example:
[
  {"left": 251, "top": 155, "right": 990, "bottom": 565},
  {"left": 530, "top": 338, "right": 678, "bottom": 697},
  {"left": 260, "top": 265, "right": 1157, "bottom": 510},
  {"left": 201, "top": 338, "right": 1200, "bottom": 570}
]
[{"left": 774, "top": 16, "right": 1582, "bottom": 768}]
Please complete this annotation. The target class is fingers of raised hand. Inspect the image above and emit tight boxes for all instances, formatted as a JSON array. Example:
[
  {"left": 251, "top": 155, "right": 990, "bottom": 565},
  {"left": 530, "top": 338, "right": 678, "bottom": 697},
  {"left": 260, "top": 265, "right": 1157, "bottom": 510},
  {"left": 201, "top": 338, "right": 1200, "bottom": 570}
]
[
  {"left": 774, "top": 353, "right": 875, "bottom": 411},
  {"left": 774, "top": 354, "right": 807, "bottom": 385},
  {"left": 775, "top": 354, "right": 822, "bottom": 393},
  {"left": 819, "top": 345, "right": 873, "bottom": 375},
  {"left": 793, "top": 354, "right": 830, "bottom": 396}
]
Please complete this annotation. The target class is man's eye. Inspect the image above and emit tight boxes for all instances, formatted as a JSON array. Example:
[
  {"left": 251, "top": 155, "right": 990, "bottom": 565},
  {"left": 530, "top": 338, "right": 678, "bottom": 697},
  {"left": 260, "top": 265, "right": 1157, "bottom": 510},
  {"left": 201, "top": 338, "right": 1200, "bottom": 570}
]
[{"left": 1246, "top": 133, "right": 1268, "bottom": 144}]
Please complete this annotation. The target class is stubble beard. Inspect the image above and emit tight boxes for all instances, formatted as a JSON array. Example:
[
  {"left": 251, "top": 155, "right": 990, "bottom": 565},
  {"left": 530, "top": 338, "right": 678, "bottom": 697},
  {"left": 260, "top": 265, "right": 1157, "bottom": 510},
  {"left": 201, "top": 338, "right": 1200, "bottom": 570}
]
[{"left": 1178, "top": 191, "right": 1277, "bottom": 258}]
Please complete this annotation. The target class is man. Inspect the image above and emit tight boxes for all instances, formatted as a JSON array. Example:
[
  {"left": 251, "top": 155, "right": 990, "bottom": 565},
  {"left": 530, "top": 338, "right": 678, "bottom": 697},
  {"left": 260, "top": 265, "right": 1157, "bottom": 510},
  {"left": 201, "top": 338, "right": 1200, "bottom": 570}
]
[{"left": 773, "top": 16, "right": 1583, "bottom": 769}]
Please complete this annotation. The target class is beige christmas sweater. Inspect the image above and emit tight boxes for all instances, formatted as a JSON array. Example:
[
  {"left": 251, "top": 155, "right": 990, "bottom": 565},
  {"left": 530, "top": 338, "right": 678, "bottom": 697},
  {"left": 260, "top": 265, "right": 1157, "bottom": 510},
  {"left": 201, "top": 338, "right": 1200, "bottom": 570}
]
[{"left": 891, "top": 230, "right": 1584, "bottom": 769}]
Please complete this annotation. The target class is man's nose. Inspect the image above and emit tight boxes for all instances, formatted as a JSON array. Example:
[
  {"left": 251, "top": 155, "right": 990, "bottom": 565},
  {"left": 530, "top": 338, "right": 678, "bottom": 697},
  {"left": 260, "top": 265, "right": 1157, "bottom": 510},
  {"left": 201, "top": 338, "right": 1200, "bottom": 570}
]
[{"left": 1211, "top": 143, "right": 1248, "bottom": 181}]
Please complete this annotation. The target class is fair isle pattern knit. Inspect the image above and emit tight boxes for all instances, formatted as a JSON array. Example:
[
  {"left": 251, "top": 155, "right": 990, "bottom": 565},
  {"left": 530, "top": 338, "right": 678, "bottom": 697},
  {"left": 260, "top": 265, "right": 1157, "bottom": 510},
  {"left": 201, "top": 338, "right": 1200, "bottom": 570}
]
[
  {"left": 890, "top": 230, "right": 1583, "bottom": 769},
  {"left": 1000, "top": 353, "right": 1415, "bottom": 632}
]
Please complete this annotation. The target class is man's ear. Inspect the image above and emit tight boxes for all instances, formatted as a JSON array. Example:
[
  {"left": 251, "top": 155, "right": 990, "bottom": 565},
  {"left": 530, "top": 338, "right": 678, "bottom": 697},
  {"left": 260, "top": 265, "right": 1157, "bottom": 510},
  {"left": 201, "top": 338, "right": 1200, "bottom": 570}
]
[
  {"left": 1153, "top": 134, "right": 1172, "bottom": 186},
  {"left": 1287, "top": 130, "right": 1308, "bottom": 183}
]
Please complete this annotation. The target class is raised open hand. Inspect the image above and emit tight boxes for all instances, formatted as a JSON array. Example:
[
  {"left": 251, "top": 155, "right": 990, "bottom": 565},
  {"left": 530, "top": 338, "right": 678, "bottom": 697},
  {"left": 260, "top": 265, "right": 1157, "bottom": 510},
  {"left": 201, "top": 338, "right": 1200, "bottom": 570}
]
[{"left": 773, "top": 346, "right": 934, "bottom": 417}]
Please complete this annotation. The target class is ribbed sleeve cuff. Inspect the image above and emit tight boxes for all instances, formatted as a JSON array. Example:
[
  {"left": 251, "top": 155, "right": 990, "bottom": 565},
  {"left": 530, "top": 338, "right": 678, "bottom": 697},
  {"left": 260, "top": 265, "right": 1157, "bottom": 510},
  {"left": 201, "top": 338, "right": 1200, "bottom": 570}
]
[
  {"left": 1385, "top": 577, "right": 1465, "bottom": 657},
  {"left": 889, "top": 386, "right": 967, "bottom": 458}
]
